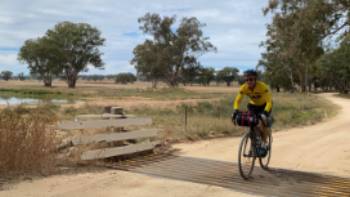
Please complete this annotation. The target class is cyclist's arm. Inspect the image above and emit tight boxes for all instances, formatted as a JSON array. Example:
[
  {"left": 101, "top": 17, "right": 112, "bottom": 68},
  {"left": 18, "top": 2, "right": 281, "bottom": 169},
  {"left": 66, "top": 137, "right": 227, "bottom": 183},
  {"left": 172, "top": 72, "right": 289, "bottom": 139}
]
[
  {"left": 264, "top": 89, "right": 272, "bottom": 113},
  {"left": 233, "top": 92, "right": 244, "bottom": 110}
]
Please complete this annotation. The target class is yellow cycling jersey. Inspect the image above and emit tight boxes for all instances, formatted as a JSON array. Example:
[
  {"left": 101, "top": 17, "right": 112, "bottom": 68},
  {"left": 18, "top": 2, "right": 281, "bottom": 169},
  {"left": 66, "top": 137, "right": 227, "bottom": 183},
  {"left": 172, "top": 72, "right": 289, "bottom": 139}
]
[{"left": 233, "top": 81, "right": 272, "bottom": 112}]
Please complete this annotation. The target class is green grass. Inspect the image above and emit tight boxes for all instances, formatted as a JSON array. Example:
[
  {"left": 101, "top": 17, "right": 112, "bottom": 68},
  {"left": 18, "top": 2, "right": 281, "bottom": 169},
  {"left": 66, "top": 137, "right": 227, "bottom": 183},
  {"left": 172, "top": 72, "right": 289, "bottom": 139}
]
[
  {"left": 0, "top": 87, "right": 228, "bottom": 101},
  {"left": 271, "top": 93, "right": 338, "bottom": 129},
  {"left": 0, "top": 88, "right": 75, "bottom": 100}
]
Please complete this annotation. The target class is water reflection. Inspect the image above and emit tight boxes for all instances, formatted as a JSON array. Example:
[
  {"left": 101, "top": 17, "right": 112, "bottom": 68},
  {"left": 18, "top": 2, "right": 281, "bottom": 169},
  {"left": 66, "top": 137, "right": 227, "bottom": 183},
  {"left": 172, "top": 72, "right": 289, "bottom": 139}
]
[{"left": 0, "top": 96, "right": 72, "bottom": 106}]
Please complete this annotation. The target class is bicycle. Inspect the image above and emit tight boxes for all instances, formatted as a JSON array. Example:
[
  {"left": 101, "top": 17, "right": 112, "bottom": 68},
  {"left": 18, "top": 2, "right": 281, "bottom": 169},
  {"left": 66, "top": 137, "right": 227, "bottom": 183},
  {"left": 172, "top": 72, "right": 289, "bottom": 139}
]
[{"left": 234, "top": 111, "right": 272, "bottom": 180}]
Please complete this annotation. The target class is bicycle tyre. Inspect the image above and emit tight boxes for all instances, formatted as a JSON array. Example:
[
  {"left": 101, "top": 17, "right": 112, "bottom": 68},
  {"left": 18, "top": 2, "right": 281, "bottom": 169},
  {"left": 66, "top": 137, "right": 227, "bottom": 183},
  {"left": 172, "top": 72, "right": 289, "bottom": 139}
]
[
  {"left": 259, "top": 131, "right": 272, "bottom": 170},
  {"left": 238, "top": 131, "right": 256, "bottom": 180}
]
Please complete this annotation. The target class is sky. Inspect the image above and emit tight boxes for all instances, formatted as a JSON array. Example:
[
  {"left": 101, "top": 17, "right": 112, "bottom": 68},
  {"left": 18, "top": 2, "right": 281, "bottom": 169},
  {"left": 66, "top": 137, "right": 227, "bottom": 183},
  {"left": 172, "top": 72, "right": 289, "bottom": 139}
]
[{"left": 0, "top": 0, "right": 271, "bottom": 75}]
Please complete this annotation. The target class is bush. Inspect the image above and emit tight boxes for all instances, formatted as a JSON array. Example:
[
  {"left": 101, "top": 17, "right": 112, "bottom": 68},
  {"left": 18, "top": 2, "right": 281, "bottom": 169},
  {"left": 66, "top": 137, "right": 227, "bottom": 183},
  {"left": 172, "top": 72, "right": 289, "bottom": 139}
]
[
  {"left": 1, "top": 70, "right": 13, "bottom": 81},
  {"left": 17, "top": 72, "right": 26, "bottom": 81},
  {"left": 115, "top": 73, "right": 137, "bottom": 84},
  {"left": 0, "top": 106, "right": 57, "bottom": 175}
]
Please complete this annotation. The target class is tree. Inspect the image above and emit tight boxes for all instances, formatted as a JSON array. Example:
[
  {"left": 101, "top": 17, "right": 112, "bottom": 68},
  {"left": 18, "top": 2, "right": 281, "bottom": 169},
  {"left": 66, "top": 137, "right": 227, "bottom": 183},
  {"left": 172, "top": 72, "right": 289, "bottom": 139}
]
[
  {"left": 316, "top": 34, "right": 350, "bottom": 93},
  {"left": 181, "top": 63, "right": 201, "bottom": 86},
  {"left": 45, "top": 21, "right": 105, "bottom": 88},
  {"left": 132, "top": 13, "right": 216, "bottom": 87},
  {"left": 1, "top": 71, "right": 13, "bottom": 81},
  {"left": 18, "top": 37, "right": 59, "bottom": 87},
  {"left": 216, "top": 67, "right": 239, "bottom": 86},
  {"left": 115, "top": 73, "right": 137, "bottom": 84},
  {"left": 261, "top": 0, "right": 349, "bottom": 92},
  {"left": 132, "top": 40, "right": 167, "bottom": 88},
  {"left": 197, "top": 66, "right": 215, "bottom": 86},
  {"left": 17, "top": 73, "right": 25, "bottom": 81},
  {"left": 18, "top": 22, "right": 105, "bottom": 88}
]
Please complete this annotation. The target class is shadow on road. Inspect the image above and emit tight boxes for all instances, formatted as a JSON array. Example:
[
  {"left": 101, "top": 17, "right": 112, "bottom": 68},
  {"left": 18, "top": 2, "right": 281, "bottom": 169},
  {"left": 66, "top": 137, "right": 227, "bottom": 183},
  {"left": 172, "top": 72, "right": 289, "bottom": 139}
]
[{"left": 108, "top": 154, "right": 350, "bottom": 197}]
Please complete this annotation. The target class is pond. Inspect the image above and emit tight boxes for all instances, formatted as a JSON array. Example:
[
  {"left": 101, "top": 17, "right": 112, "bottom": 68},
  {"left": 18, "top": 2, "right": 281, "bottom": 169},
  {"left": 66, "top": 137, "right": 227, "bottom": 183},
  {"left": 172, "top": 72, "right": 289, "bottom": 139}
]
[{"left": 0, "top": 96, "right": 75, "bottom": 106}]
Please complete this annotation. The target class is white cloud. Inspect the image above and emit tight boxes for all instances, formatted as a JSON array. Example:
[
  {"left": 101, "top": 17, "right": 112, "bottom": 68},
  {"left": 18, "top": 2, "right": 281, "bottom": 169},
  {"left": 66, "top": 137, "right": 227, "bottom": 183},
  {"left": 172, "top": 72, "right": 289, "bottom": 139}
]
[
  {"left": 0, "top": 0, "right": 271, "bottom": 74},
  {"left": 87, "top": 60, "right": 134, "bottom": 75},
  {"left": 0, "top": 53, "right": 17, "bottom": 66},
  {"left": 0, "top": 16, "right": 15, "bottom": 25},
  {"left": 0, "top": 52, "right": 26, "bottom": 73}
]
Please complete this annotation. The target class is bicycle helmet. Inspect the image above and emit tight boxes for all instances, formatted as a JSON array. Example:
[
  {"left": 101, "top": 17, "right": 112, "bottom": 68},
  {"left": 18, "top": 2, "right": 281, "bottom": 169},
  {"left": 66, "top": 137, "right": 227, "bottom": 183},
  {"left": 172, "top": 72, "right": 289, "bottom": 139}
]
[{"left": 243, "top": 69, "right": 258, "bottom": 77}]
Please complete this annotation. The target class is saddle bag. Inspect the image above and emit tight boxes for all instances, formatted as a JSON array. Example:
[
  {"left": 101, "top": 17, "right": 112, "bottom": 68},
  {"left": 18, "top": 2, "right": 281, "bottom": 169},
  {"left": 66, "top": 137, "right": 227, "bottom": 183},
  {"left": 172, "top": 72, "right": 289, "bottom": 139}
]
[{"left": 235, "top": 111, "right": 259, "bottom": 127}]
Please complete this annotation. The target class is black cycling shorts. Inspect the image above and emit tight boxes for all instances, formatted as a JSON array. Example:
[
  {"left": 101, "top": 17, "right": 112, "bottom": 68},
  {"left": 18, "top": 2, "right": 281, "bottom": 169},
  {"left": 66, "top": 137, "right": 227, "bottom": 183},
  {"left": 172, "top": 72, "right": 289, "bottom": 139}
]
[{"left": 247, "top": 103, "right": 271, "bottom": 115}]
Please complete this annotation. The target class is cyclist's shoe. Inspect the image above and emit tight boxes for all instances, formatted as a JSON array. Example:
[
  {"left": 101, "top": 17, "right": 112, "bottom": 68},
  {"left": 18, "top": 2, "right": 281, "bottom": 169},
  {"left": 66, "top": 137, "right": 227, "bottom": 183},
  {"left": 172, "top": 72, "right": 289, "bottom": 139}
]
[{"left": 256, "top": 146, "right": 268, "bottom": 158}]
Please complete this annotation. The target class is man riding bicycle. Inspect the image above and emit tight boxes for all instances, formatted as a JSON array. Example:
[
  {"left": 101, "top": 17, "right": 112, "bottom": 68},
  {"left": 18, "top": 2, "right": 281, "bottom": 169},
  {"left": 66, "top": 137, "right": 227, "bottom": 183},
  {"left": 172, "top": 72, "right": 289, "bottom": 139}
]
[{"left": 232, "top": 69, "right": 272, "bottom": 148}]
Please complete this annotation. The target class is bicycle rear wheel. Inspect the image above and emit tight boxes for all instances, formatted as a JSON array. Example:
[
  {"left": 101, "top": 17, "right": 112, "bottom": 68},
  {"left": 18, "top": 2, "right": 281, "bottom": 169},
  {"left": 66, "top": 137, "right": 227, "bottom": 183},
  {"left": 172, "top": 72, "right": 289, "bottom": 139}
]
[
  {"left": 259, "top": 131, "right": 272, "bottom": 170},
  {"left": 238, "top": 131, "right": 256, "bottom": 180}
]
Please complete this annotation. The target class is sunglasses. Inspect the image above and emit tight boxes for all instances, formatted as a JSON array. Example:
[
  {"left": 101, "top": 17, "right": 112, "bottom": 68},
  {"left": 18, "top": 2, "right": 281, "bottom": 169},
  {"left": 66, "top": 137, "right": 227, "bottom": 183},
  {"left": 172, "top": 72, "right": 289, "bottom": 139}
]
[{"left": 245, "top": 78, "right": 256, "bottom": 82}]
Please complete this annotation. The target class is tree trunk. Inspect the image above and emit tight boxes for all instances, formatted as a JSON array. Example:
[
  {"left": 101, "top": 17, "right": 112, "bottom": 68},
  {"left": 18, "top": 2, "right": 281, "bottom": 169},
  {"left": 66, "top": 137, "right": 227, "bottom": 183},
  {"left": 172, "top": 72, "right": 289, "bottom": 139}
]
[
  {"left": 343, "top": 80, "right": 348, "bottom": 94},
  {"left": 298, "top": 70, "right": 307, "bottom": 93},
  {"left": 67, "top": 77, "right": 77, "bottom": 88},
  {"left": 304, "top": 64, "right": 310, "bottom": 93},
  {"left": 226, "top": 81, "right": 231, "bottom": 87},
  {"left": 169, "top": 79, "right": 178, "bottom": 87},
  {"left": 289, "top": 71, "right": 296, "bottom": 92},
  {"left": 66, "top": 67, "right": 78, "bottom": 88},
  {"left": 313, "top": 82, "right": 318, "bottom": 92},
  {"left": 308, "top": 83, "right": 312, "bottom": 92},
  {"left": 168, "top": 65, "right": 181, "bottom": 87},
  {"left": 44, "top": 81, "right": 52, "bottom": 87},
  {"left": 152, "top": 80, "right": 158, "bottom": 89},
  {"left": 43, "top": 74, "right": 52, "bottom": 87}
]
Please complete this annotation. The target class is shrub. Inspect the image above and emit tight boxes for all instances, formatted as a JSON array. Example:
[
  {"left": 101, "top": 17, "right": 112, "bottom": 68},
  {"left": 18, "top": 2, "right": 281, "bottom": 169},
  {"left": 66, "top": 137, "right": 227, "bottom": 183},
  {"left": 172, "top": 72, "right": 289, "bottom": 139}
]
[
  {"left": 115, "top": 73, "right": 137, "bottom": 84},
  {"left": 1, "top": 70, "right": 13, "bottom": 81},
  {"left": 0, "top": 106, "right": 57, "bottom": 175}
]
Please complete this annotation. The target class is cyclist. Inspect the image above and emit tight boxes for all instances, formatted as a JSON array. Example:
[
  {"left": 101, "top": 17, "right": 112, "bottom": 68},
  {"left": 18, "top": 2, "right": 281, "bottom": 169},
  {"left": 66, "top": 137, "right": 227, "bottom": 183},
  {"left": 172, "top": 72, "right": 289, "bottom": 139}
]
[{"left": 232, "top": 69, "right": 272, "bottom": 155}]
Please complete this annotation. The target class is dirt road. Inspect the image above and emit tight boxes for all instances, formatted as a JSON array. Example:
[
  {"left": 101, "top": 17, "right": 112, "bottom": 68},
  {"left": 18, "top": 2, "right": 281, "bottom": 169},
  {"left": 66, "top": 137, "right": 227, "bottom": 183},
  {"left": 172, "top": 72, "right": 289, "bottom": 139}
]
[{"left": 1, "top": 94, "right": 350, "bottom": 197}]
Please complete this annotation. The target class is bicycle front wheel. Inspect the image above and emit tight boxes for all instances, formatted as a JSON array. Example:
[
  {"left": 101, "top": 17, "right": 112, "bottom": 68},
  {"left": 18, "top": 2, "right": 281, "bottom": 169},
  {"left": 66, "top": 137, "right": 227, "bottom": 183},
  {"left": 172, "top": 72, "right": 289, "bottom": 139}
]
[{"left": 238, "top": 132, "right": 256, "bottom": 180}]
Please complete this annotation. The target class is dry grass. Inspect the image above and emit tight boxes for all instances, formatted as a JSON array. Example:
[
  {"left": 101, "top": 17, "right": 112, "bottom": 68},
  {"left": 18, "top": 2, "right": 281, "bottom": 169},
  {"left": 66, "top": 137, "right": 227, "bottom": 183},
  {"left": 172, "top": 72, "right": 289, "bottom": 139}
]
[
  {"left": 128, "top": 93, "right": 337, "bottom": 142},
  {"left": 0, "top": 81, "right": 338, "bottom": 149},
  {"left": 0, "top": 80, "right": 232, "bottom": 103},
  {"left": 0, "top": 106, "right": 58, "bottom": 176}
]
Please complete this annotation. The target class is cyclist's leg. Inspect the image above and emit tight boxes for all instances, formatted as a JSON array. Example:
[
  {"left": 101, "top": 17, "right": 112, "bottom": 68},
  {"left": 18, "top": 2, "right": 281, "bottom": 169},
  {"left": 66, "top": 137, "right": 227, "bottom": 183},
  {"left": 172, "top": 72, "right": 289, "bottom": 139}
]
[
  {"left": 247, "top": 103, "right": 268, "bottom": 143},
  {"left": 262, "top": 108, "right": 273, "bottom": 143}
]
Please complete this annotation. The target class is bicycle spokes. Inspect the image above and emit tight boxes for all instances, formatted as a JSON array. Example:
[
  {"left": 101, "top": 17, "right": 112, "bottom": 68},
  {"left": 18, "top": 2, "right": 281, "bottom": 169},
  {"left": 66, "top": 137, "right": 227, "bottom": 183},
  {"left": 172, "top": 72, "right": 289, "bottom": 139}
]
[
  {"left": 259, "top": 132, "right": 272, "bottom": 170},
  {"left": 238, "top": 132, "right": 256, "bottom": 179}
]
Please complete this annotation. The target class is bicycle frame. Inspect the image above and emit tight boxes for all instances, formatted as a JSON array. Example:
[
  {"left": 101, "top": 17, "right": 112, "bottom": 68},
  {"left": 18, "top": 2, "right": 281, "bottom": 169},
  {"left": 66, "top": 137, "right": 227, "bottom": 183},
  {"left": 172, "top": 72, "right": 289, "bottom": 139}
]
[{"left": 246, "top": 126, "right": 258, "bottom": 157}]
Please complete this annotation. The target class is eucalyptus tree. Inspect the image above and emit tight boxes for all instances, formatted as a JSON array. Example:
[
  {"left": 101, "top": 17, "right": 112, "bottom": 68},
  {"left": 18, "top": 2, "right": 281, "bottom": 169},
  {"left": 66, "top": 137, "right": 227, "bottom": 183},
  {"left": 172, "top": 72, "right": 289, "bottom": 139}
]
[{"left": 132, "top": 13, "right": 216, "bottom": 87}]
